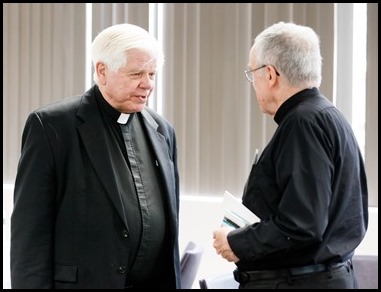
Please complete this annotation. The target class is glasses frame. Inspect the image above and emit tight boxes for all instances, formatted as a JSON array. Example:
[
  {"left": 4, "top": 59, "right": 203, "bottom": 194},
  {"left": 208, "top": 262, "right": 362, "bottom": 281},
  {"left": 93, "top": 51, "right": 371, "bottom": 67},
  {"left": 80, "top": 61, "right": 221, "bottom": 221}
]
[{"left": 244, "top": 65, "right": 280, "bottom": 82}]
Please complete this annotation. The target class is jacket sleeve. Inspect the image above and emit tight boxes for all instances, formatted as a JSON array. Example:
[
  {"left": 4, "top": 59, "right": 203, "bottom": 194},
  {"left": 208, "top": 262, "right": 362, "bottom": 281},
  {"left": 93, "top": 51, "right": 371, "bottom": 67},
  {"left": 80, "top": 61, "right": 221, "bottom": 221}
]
[{"left": 11, "top": 112, "right": 56, "bottom": 288}]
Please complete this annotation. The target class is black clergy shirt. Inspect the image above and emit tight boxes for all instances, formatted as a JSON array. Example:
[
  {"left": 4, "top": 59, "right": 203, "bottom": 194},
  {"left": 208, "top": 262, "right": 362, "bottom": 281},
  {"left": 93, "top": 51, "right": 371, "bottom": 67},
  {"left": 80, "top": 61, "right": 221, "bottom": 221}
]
[
  {"left": 228, "top": 87, "right": 368, "bottom": 271},
  {"left": 95, "top": 87, "right": 169, "bottom": 285}
]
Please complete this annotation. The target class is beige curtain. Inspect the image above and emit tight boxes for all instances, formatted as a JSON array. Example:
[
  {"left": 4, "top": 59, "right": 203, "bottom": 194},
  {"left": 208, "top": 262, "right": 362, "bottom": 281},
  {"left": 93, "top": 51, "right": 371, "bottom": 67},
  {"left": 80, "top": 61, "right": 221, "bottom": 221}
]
[
  {"left": 3, "top": 3, "right": 87, "bottom": 182},
  {"left": 365, "top": 3, "right": 378, "bottom": 206},
  {"left": 160, "top": 3, "right": 335, "bottom": 197},
  {"left": 91, "top": 3, "right": 150, "bottom": 34},
  {"left": 3, "top": 3, "right": 378, "bottom": 206}
]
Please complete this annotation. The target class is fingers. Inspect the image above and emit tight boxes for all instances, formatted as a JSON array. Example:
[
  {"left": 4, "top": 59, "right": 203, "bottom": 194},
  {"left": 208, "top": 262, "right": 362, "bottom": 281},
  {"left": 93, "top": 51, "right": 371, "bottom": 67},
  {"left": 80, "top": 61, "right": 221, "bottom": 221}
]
[
  {"left": 220, "top": 250, "right": 240, "bottom": 262},
  {"left": 212, "top": 228, "right": 240, "bottom": 262}
]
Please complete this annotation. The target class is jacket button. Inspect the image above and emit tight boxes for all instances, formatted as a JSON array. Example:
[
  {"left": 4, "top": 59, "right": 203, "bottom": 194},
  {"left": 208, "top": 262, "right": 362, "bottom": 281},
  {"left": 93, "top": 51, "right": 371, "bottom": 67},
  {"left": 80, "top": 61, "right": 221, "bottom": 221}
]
[
  {"left": 122, "top": 230, "right": 129, "bottom": 238},
  {"left": 118, "top": 266, "right": 127, "bottom": 274}
]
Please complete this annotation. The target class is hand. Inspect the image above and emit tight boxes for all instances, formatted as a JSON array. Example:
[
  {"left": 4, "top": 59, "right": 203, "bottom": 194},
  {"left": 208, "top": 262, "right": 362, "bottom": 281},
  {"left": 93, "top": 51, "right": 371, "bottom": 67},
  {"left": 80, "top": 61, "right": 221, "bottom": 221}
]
[{"left": 212, "top": 226, "right": 240, "bottom": 263}]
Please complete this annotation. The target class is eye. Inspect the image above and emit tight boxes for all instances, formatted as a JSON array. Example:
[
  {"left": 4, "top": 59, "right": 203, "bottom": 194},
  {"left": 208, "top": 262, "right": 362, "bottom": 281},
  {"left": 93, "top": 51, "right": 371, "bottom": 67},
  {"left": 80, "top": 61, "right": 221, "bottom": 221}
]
[
  {"left": 148, "top": 72, "right": 156, "bottom": 80},
  {"left": 128, "top": 71, "right": 156, "bottom": 81},
  {"left": 129, "top": 72, "right": 143, "bottom": 80}
]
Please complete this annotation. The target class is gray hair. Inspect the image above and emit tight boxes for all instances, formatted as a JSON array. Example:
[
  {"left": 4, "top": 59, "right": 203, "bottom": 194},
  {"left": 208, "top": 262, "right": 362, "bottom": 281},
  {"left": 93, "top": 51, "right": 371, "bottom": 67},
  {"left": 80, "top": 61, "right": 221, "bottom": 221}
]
[
  {"left": 252, "top": 22, "right": 322, "bottom": 88},
  {"left": 91, "top": 23, "right": 164, "bottom": 84}
]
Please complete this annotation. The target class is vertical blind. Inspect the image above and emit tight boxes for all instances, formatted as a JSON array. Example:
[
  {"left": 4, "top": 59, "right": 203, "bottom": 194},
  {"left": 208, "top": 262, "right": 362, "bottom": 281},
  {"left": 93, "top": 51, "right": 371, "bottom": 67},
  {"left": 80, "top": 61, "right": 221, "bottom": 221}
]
[
  {"left": 365, "top": 3, "right": 378, "bottom": 206},
  {"left": 3, "top": 3, "right": 378, "bottom": 205},
  {"left": 3, "top": 3, "right": 87, "bottom": 185},
  {"left": 159, "top": 3, "right": 336, "bottom": 197}
]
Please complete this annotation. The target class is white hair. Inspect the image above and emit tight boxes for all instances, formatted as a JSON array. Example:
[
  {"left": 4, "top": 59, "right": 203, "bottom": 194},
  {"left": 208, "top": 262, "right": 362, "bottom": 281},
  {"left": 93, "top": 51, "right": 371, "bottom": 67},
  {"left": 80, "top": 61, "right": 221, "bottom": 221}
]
[
  {"left": 91, "top": 23, "right": 164, "bottom": 84},
  {"left": 252, "top": 21, "right": 322, "bottom": 88}
]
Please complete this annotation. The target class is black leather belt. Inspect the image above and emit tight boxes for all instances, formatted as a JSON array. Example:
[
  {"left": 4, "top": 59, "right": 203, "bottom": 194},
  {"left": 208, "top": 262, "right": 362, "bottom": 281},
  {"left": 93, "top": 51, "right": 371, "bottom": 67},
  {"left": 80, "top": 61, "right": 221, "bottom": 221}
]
[{"left": 233, "top": 259, "right": 351, "bottom": 283}]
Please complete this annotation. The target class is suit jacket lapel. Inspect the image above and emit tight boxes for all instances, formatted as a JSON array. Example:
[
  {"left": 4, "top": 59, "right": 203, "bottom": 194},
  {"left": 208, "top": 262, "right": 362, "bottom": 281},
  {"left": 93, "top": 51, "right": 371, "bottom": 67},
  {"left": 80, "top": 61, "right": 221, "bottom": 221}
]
[
  {"left": 76, "top": 93, "right": 129, "bottom": 227},
  {"left": 140, "top": 109, "right": 177, "bottom": 216}
]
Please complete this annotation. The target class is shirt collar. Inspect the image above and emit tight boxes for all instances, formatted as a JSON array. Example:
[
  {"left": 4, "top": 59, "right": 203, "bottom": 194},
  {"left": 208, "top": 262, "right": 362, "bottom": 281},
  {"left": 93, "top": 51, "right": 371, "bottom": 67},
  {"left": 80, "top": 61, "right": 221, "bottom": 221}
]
[
  {"left": 95, "top": 86, "right": 132, "bottom": 125},
  {"left": 274, "top": 87, "right": 319, "bottom": 124}
]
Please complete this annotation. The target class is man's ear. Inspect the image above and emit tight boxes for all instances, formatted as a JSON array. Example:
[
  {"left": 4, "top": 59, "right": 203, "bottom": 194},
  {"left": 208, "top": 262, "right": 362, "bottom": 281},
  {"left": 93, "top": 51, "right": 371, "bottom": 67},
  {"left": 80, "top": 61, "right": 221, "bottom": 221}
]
[{"left": 96, "top": 62, "right": 107, "bottom": 84}]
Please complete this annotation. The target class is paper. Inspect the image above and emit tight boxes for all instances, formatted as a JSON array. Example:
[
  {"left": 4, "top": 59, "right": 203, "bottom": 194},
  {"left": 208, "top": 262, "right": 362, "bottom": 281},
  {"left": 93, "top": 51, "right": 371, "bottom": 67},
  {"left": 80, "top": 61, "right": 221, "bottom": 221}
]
[{"left": 221, "top": 190, "right": 259, "bottom": 228}]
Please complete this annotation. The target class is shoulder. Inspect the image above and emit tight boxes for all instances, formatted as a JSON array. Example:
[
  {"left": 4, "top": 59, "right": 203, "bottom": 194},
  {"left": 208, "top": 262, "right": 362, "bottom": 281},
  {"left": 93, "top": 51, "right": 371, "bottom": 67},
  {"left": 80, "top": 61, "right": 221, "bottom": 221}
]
[
  {"left": 35, "top": 95, "right": 82, "bottom": 115},
  {"left": 142, "top": 107, "right": 175, "bottom": 132},
  {"left": 30, "top": 86, "right": 97, "bottom": 124}
]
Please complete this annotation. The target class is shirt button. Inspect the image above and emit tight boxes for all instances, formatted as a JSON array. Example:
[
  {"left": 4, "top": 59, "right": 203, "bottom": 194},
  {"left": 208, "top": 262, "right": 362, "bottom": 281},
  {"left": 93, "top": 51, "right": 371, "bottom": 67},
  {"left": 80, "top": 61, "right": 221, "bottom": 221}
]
[
  {"left": 122, "top": 230, "right": 129, "bottom": 238},
  {"left": 118, "top": 266, "right": 127, "bottom": 274}
]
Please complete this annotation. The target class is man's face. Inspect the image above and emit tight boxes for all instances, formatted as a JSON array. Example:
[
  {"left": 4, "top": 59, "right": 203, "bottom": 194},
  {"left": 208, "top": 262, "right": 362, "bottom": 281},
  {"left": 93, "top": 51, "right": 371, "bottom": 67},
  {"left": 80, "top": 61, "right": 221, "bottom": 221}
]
[{"left": 99, "top": 48, "right": 157, "bottom": 113}]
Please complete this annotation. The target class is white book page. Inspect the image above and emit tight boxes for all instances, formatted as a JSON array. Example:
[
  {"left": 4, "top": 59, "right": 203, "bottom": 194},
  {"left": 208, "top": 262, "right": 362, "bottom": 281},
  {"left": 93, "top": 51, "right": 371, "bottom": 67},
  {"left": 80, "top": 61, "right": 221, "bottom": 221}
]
[{"left": 222, "top": 190, "right": 260, "bottom": 228}]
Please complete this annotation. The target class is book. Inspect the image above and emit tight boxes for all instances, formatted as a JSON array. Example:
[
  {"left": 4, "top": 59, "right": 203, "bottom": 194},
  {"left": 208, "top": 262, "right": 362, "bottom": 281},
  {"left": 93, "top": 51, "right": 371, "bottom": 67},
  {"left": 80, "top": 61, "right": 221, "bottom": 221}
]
[{"left": 221, "top": 190, "right": 259, "bottom": 228}]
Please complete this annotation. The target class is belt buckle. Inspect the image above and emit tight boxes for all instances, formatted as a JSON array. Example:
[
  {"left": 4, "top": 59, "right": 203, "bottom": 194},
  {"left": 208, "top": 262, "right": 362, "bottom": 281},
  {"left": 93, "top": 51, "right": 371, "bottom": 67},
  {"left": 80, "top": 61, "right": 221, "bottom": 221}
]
[
  {"left": 233, "top": 269, "right": 240, "bottom": 282},
  {"left": 233, "top": 269, "right": 248, "bottom": 283}
]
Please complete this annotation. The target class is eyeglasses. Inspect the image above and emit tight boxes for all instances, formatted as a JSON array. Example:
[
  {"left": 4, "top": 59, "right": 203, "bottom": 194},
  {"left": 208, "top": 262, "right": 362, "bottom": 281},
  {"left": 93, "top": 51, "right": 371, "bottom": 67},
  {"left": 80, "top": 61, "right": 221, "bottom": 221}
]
[{"left": 244, "top": 65, "right": 280, "bottom": 83}]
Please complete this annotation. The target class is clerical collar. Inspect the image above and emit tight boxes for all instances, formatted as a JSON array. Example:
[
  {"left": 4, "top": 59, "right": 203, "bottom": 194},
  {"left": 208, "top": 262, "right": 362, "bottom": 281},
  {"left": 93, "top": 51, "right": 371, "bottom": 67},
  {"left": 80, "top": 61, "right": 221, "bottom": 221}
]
[{"left": 117, "top": 113, "right": 130, "bottom": 124}]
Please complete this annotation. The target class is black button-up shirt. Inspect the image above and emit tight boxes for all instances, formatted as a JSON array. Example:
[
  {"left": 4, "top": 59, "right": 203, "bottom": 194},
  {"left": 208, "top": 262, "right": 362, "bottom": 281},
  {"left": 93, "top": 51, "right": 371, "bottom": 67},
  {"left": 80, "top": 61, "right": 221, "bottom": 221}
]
[{"left": 229, "top": 88, "right": 368, "bottom": 271}]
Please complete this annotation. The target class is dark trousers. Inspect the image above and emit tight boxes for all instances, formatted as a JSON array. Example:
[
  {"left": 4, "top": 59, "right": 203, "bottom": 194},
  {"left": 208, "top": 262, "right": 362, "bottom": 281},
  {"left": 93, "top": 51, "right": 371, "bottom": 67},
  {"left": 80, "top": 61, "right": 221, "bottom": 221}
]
[{"left": 238, "top": 261, "right": 358, "bottom": 289}]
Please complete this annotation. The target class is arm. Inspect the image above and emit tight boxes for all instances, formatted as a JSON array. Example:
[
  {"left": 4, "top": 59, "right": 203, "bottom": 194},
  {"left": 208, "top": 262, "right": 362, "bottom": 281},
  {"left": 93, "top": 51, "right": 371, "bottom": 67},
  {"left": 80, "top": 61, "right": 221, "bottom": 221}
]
[{"left": 11, "top": 112, "right": 57, "bottom": 288}]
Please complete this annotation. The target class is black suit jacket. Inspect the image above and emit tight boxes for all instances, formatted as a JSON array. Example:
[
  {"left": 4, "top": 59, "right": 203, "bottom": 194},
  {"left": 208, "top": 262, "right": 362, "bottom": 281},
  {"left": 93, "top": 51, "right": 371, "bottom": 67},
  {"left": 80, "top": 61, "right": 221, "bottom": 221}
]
[{"left": 10, "top": 86, "right": 181, "bottom": 289}]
